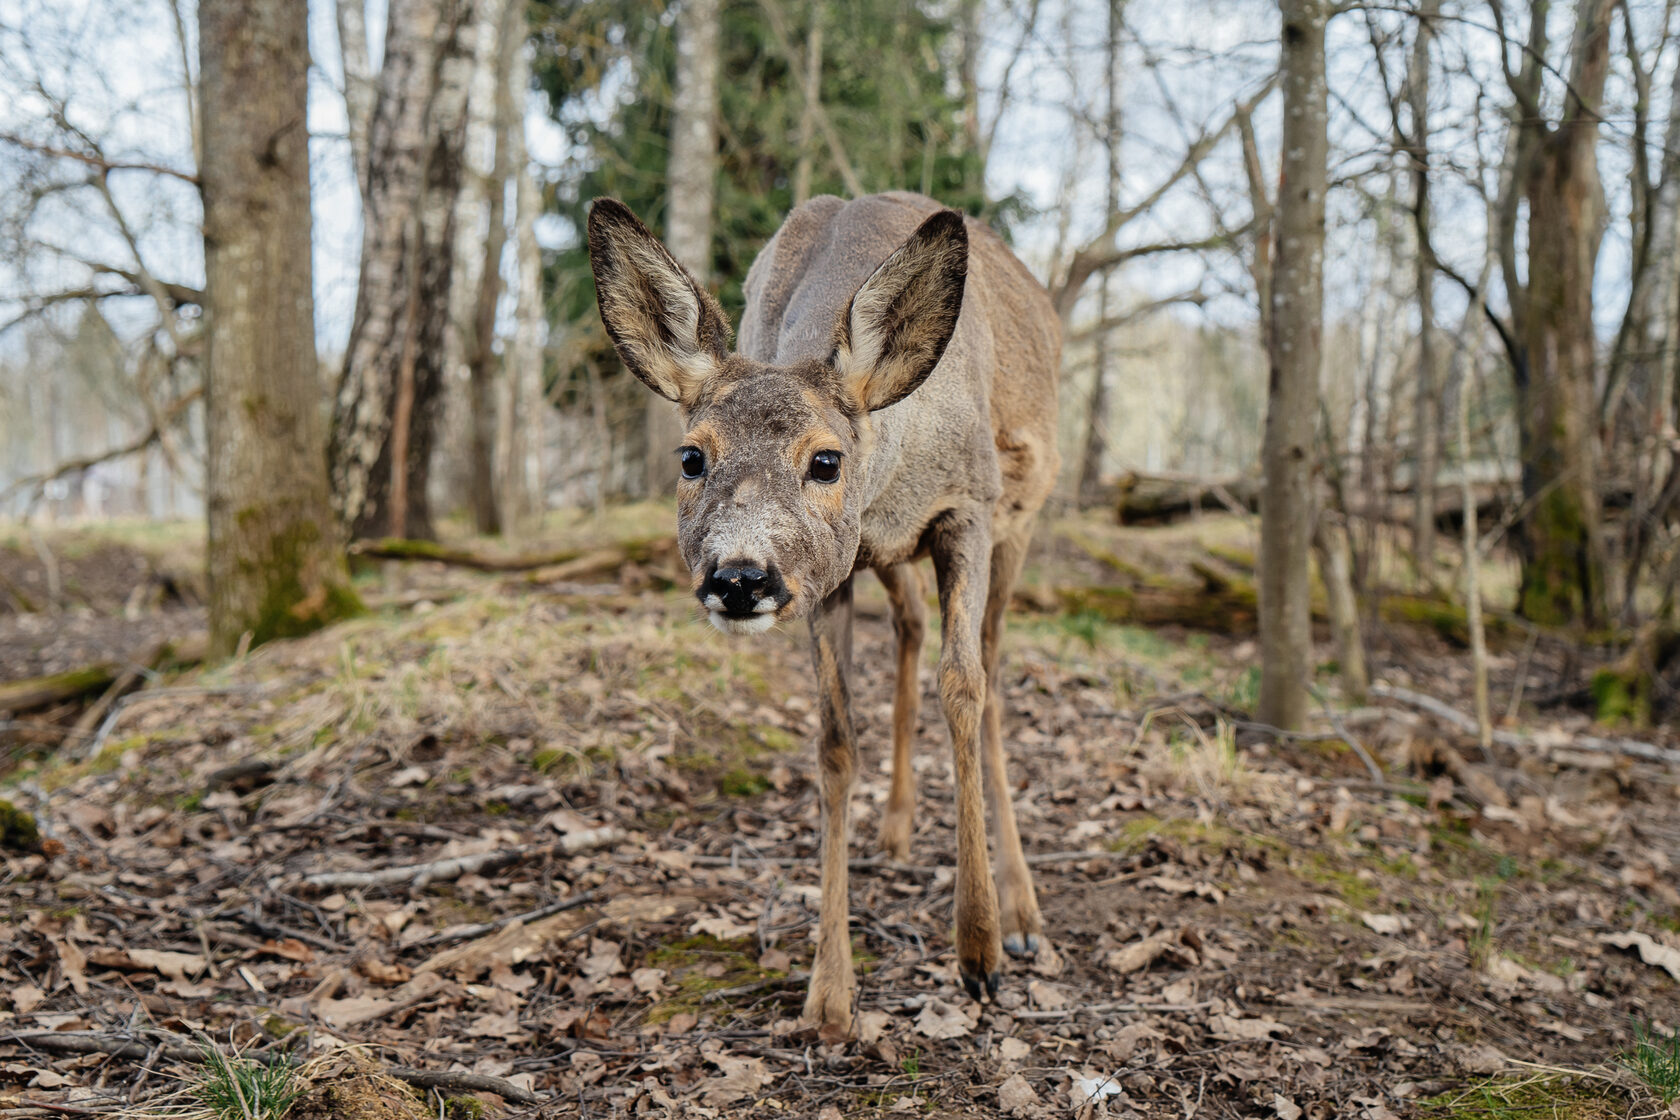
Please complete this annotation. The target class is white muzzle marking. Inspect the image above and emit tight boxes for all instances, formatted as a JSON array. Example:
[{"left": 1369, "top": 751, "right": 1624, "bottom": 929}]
[{"left": 709, "top": 610, "right": 777, "bottom": 635}]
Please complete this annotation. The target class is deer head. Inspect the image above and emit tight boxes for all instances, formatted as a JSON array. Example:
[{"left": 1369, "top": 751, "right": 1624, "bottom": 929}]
[{"left": 587, "top": 197, "right": 968, "bottom": 634}]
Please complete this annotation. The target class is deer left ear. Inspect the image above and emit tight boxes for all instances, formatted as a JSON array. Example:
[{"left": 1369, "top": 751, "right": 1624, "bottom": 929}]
[{"left": 835, "top": 208, "right": 968, "bottom": 412}]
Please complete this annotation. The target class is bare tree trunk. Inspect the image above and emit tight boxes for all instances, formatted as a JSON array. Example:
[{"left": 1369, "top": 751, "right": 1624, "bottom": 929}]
[
  {"left": 337, "top": 0, "right": 376, "bottom": 198},
  {"left": 498, "top": 20, "right": 546, "bottom": 535},
  {"left": 792, "top": 9, "right": 823, "bottom": 207},
  {"left": 329, "top": 0, "right": 477, "bottom": 541},
  {"left": 1077, "top": 0, "right": 1124, "bottom": 509},
  {"left": 1257, "top": 0, "right": 1328, "bottom": 730},
  {"left": 1510, "top": 0, "right": 1611, "bottom": 626},
  {"left": 1408, "top": 0, "right": 1440, "bottom": 579},
  {"left": 199, "top": 0, "right": 359, "bottom": 656},
  {"left": 455, "top": 0, "right": 508, "bottom": 534},
  {"left": 1315, "top": 518, "right": 1367, "bottom": 703},
  {"left": 646, "top": 0, "right": 719, "bottom": 498}
]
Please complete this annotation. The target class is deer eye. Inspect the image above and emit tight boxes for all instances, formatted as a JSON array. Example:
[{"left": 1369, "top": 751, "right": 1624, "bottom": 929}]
[
  {"left": 809, "top": 450, "right": 841, "bottom": 483},
  {"left": 679, "top": 447, "right": 706, "bottom": 479}
]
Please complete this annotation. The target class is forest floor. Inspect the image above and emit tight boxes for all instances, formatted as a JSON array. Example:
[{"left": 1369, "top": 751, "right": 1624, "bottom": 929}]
[{"left": 2, "top": 507, "right": 1679, "bottom": 1120}]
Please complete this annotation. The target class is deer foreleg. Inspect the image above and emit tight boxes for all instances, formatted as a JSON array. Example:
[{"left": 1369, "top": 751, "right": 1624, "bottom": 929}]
[
  {"left": 982, "top": 533, "right": 1042, "bottom": 958},
  {"left": 803, "top": 578, "right": 857, "bottom": 1036},
  {"left": 874, "top": 562, "right": 925, "bottom": 860},
  {"left": 931, "top": 515, "right": 1001, "bottom": 1001}
]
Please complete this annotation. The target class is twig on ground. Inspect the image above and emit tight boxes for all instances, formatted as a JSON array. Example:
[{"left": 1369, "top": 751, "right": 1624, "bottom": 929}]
[
  {"left": 1309, "top": 684, "right": 1384, "bottom": 782},
  {"left": 299, "top": 827, "right": 625, "bottom": 890},
  {"left": 404, "top": 891, "right": 600, "bottom": 949}
]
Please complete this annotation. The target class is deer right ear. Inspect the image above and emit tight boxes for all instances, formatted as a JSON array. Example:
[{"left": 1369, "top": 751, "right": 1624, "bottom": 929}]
[
  {"left": 587, "top": 198, "right": 730, "bottom": 406},
  {"left": 835, "top": 208, "right": 969, "bottom": 412}
]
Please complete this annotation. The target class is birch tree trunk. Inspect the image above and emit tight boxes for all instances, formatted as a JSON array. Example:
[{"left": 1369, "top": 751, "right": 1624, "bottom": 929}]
[
  {"left": 199, "top": 0, "right": 359, "bottom": 656},
  {"left": 337, "top": 0, "right": 376, "bottom": 197},
  {"left": 498, "top": 19, "right": 546, "bottom": 534},
  {"left": 329, "top": 0, "right": 477, "bottom": 541},
  {"left": 1257, "top": 0, "right": 1329, "bottom": 730},
  {"left": 647, "top": 0, "right": 719, "bottom": 497},
  {"left": 453, "top": 0, "right": 507, "bottom": 534}
]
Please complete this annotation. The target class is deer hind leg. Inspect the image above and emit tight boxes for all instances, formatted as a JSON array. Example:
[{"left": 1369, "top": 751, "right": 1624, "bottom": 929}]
[
  {"left": 982, "top": 531, "right": 1043, "bottom": 958},
  {"left": 874, "top": 562, "right": 925, "bottom": 861},
  {"left": 803, "top": 578, "right": 857, "bottom": 1037},
  {"left": 931, "top": 513, "right": 1002, "bottom": 1001}
]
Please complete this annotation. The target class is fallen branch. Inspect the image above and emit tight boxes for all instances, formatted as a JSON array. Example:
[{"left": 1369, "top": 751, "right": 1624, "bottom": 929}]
[
  {"left": 1011, "top": 999, "right": 1217, "bottom": 1021},
  {"left": 404, "top": 890, "right": 600, "bottom": 949},
  {"left": 300, "top": 827, "right": 625, "bottom": 890},
  {"left": 1370, "top": 683, "right": 1680, "bottom": 766},
  {"left": 0, "top": 1032, "right": 542, "bottom": 1105}
]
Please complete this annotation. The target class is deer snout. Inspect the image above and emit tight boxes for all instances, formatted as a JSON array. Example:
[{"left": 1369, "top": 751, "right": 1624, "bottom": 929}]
[{"left": 702, "top": 562, "right": 786, "bottom": 616}]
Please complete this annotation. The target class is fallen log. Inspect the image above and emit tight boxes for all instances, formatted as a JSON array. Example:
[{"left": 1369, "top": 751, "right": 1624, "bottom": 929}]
[
  {"left": 350, "top": 534, "right": 676, "bottom": 575},
  {"left": 0, "top": 633, "right": 205, "bottom": 715},
  {"left": 1115, "top": 471, "right": 1260, "bottom": 525},
  {"left": 1370, "top": 683, "right": 1680, "bottom": 766}
]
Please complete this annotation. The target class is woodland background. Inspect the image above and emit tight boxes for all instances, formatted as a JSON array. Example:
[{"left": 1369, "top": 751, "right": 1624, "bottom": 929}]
[{"left": 1, "top": 0, "right": 1679, "bottom": 1117}]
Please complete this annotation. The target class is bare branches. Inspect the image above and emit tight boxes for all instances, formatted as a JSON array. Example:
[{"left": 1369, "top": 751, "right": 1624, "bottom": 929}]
[
  {"left": 757, "top": 0, "right": 864, "bottom": 198},
  {"left": 0, "top": 131, "right": 198, "bottom": 185},
  {"left": 1050, "top": 76, "right": 1277, "bottom": 321},
  {"left": 0, "top": 386, "right": 203, "bottom": 508}
]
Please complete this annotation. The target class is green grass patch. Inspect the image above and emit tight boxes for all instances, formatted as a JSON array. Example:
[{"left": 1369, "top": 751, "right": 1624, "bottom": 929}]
[
  {"left": 1624, "top": 1019, "right": 1680, "bottom": 1105},
  {"left": 190, "top": 1039, "right": 301, "bottom": 1120},
  {"left": 1418, "top": 1075, "right": 1627, "bottom": 1120}
]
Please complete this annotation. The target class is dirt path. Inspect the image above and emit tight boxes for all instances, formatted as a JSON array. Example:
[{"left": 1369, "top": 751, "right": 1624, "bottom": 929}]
[{"left": 2, "top": 555, "right": 1678, "bottom": 1118}]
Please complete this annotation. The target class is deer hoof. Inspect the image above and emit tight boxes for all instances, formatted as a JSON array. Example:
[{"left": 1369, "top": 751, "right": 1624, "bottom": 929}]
[
  {"left": 1002, "top": 932, "right": 1040, "bottom": 958},
  {"left": 961, "top": 965, "right": 1001, "bottom": 1003}
]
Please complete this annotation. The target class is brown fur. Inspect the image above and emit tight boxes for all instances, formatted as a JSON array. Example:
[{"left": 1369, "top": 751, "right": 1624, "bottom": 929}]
[{"left": 587, "top": 192, "right": 1061, "bottom": 1035}]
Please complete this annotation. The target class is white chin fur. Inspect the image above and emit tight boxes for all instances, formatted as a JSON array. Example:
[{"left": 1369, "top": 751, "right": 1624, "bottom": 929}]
[{"left": 709, "top": 610, "right": 777, "bottom": 636}]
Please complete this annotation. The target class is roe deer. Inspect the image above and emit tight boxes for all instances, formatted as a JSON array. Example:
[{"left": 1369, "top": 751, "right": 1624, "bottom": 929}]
[{"left": 587, "top": 191, "right": 1060, "bottom": 1036}]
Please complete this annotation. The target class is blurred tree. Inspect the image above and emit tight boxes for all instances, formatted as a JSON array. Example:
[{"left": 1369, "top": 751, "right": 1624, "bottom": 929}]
[
  {"left": 1494, "top": 0, "right": 1612, "bottom": 626},
  {"left": 1075, "top": 0, "right": 1124, "bottom": 509},
  {"left": 198, "top": 0, "right": 359, "bottom": 655},
  {"left": 529, "top": 0, "right": 996, "bottom": 498},
  {"left": 330, "top": 0, "right": 477, "bottom": 541},
  {"left": 647, "top": 0, "right": 721, "bottom": 498},
  {"left": 1257, "top": 0, "right": 1329, "bottom": 730}
]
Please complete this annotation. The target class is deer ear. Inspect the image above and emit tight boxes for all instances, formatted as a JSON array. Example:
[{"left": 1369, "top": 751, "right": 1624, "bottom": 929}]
[
  {"left": 587, "top": 198, "right": 730, "bottom": 406},
  {"left": 835, "top": 208, "right": 968, "bottom": 412}
]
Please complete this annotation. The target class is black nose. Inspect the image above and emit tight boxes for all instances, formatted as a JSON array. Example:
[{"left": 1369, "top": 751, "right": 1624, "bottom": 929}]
[{"left": 705, "top": 564, "right": 781, "bottom": 615}]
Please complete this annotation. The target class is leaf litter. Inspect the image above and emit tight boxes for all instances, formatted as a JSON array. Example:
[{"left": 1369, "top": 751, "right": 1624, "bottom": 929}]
[{"left": 2, "top": 521, "right": 1679, "bottom": 1117}]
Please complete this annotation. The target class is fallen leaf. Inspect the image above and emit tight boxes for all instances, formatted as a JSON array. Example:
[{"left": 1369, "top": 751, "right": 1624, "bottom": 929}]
[
  {"left": 631, "top": 967, "right": 667, "bottom": 994},
  {"left": 1104, "top": 936, "right": 1171, "bottom": 974},
  {"left": 1275, "top": 1094, "right": 1304, "bottom": 1120},
  {"left": 1070, "top": 1071, "right": 1124, "bottom": 1107},
  {"left": 1027, "top": 979, "right": 1068, "bottom": 1010},
  {"left": 689, "top": 912, "right": 755, "bottom": 940},
  {"left": 856, "top": 1009, "right": 892, "bottom": 1045},
  {"left": 914, "top": 999, "right": 973, "bottom": 1039},
  {"left": 698, "top": 1054, "right": 771, "bottom": 1106},
  {"left": 86, "top": 947, "right": 206, "bottom": 981},
  {"left": 1208, "top": 1014, "right": 1291, "bottom": 1041},
  {"left": 999, "top": 1036, "right": 1032, "bottom": 1062},
  {"left": 998, "top": 1072, "right": 1040, "bottom": 1116},
  {"left": 1361, "top": 912, "right": 1405, "bottom": 935},
  {"left": 10, "top": 984, "right": 44, "bottom": 1014}
]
